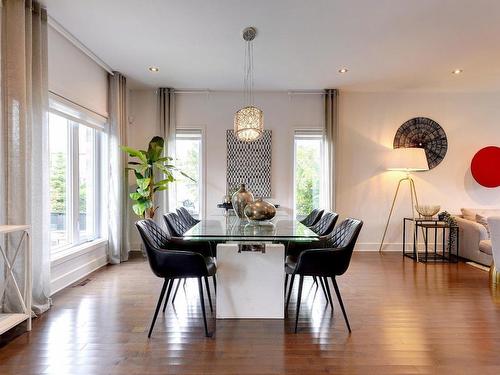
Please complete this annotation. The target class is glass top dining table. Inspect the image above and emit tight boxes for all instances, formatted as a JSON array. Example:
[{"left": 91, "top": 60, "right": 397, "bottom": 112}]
[{"left": 183, "top": 216, "right": 319, "bottom": 242}]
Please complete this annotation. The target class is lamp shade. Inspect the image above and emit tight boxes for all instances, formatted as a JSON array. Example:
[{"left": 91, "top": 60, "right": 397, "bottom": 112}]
[
  {"left": 386, "top": 147, "right": 429, "bottom": 171},
  {"left": 234, "top": 106, "right": 264, "bottom": 142}
]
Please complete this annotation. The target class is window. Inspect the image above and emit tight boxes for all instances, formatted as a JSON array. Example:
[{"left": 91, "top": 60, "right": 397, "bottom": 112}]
[
  {"left": 49, "top": 108, "right": 102, "bottom": 253},
  {"left": 293, "top": 130, "right": 326, "bottom": 218},
  {"left": 171, "top": 130, "right": 203, "bottom": 218}
]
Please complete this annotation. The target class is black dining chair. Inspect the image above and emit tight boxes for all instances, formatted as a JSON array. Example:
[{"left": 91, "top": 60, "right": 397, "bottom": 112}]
[
  {"left": 177, "top": 207, "right": 200, "bottom": 228},
  {"left": 300, "top": 208, "right": 324, "bottom": 227},
  {"left": 136, "top": 219, "right": 216, "bottom": 337},
  {"left": 286, "top": 211, "right": 339, "bottom": 304},
  {"left": 285, "top": 218, "right": 363, "bottom": 333},
  {"left": 287, "top": 212, "right": 338, "bottom": 257},
  {"left": 164, "top": 212, "right": 191, "bottom": 237},
  {"left": 309, "top": 211, "right": 339, "bottom": 236}
]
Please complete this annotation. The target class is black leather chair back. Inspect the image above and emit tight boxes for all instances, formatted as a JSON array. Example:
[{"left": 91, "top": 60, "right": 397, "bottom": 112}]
[
  {"left": 310, "top": 211, "right": 339, "bottom": 236},
  {"left": 136, "top": 219, "right": 210, "bottom": 279},
  {"left": 295, "top": 218, "right": 363, "bottom": 277},
  {"left": 164, "top": 212, "right": 190, "bottom": 237},
  {"left": 177, "top": 207, "right": 199, "bottom": 228},
  {"left": 135, "top": 218, "right": 170, "bottom": 248},
  {"left": 300, "top": 209, "right": 324, "bottom": 227}
]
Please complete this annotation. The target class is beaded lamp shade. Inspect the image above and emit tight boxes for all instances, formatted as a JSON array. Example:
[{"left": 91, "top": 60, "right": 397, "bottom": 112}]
[{"left": 234, "top": 106, "right": 263, "bottom": 142}]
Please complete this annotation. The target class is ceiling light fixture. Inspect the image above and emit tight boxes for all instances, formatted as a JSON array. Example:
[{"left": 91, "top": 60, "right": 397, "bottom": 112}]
[
  {"left": 149, "top": 66, "right": 160, "bottom": 72},
  {"left": 234, "top": 26, "right": 263, "bottom": 143},
  {"left": 338, "top": 68, "right": 349, "bottom": 73},
  {"left": 452, "top": 69, "right": 463, "bottom": 75}
]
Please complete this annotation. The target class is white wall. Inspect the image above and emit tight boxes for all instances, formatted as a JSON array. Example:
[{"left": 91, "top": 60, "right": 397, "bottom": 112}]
[
  {"left": 48, "top": 26, "right": 108, "bottom": 117},
  {"left": 129, "top": 89, "right": 500, "bottom": 251},
  {"left": 338, "top": 91, "right": 500, "bottom": 250},
  {"left": 129, "top": 91, "right": 323, "bottom": 216},
  {"left": 128, "top": 90, "right": 323, "bottom": 249}
]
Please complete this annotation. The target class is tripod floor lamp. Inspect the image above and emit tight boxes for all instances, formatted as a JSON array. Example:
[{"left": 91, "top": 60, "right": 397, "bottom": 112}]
[{"left": 379, "top": 147, "right": 429, "bottom": 252}]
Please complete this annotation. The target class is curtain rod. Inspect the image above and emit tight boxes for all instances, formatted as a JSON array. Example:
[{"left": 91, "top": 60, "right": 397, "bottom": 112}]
[
  {"left": 288, "top": 90, "right": 325, "bottom": 95},
  {"left": 173, "top": 89, "right": 211, "bottom": 94},
  {"left": 48, "top": 16, "right": 114, "bottom": 75}
]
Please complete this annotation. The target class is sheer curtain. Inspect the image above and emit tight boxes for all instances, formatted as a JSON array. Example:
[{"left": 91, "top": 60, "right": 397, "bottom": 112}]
[
  {"left": 107, "top": 72, "right": 130, "bottom": 263},
  {"left": 0, "top": 0, "right": 51, "bottom": 314},
  {"left": 157, "top": 88, "right": 175, "bottom": 218},
  {"left": 324, "top": 89, "right": 339, "bottom": 212}
]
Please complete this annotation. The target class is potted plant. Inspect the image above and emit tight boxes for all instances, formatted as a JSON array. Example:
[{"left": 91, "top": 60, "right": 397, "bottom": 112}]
[{"left": 121, "top": 136, "right": 192, "bottom": 219}]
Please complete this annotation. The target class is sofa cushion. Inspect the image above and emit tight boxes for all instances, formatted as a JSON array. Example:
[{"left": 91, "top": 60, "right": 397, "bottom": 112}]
[
  {"left": 476, "top": 214, "right": 491, "bottom": 237},
  {"left": 461, "top": 208, "right": 477, "bottom": 221},
  {"left": 461, "top": 208, "right": 500, "bottom": 222},
  {"left": 479, "top": 240, "right": 492, "bottom": 255}
]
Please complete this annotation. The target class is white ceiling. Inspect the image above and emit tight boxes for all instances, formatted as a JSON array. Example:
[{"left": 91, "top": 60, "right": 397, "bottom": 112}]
[{"left": 43, "top": 0, "right": 500, "bottom": 91}]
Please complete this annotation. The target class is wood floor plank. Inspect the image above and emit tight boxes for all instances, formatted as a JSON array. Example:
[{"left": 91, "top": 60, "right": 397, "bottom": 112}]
[{"left": 0, "top": 253, "right": 499, "bottom": 374}]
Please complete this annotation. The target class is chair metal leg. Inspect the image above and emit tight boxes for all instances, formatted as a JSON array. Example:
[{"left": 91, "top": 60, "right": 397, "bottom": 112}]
[
  {"left": 162, "top": 277, "right": 175, "bottom": 313},
  {"left": 198, "top": 277, "right": 211, "bottom": 337},
  {"left": 171, "top": 279, "right": 182, "bottom": 304},
  {"left": 212, "top": 275, "right": 217, "bottom": 294},
  {"left": 323, "top": 277, "right": 334, "bottom": 311},
  {"left": 285, "top": 274, "right": 295, "bottom": 316},
  {"left": 204, "top": 276, "right": 213, "bottom": 313},
  {"left": 313, "top": 276, "right": 318, "bottom": 285},
  {"left": 331, "top": 277, "right": 351, "bottom": 333},
  {"left": 294, "top": 275, "right": 304, "bottom": 333},
  {"left": 284, "top": 274, "right": 289, "bottom": 297},
  {"left": 148, "top": 279, "right": 169, "bottom": 338},
  {"left": 318, "top": 276, "right": 329, "bottom": 302}
]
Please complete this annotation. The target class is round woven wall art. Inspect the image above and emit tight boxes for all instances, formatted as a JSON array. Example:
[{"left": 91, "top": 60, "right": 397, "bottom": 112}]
[{"left": 393, "top": 117, "right": 448, "bottom": 170}]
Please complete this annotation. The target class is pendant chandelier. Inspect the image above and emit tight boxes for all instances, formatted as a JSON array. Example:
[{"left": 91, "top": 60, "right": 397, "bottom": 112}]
[{"left": 234, "top": 27, "right": 264, "bottom": 142}]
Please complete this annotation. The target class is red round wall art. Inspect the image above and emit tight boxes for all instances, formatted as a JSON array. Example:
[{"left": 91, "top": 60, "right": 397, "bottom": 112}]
[{"left": 471, "top": 146, "right": 500, "bottom": 188}]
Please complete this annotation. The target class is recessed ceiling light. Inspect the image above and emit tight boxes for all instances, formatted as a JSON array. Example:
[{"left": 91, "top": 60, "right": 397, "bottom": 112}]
[
  {"left": 452, "top": 69, "right": 463, "bottom": 75},
  {"left": 148, "top": 66, "right": 160, "bottom": 72},
  {"left": 338, "top": 68, "right": 349, "bottom": 73}
]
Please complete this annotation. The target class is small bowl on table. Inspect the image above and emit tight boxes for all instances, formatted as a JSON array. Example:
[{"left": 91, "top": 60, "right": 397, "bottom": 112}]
[{"left": 415, "top": 205, "right": 440, "bottom": 220}]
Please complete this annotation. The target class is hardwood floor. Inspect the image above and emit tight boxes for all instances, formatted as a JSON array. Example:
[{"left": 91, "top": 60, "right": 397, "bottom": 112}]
[{"left": 1, "top": 253, "right": 499, "bottom": 374}]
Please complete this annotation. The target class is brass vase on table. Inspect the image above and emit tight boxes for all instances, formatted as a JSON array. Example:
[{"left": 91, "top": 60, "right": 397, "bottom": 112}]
[
  {"left": 244, "top": 198, "right": 276, "bottom": 222},
  {"left": 231, "top": 184, "right": 254, "bottom": 219}
]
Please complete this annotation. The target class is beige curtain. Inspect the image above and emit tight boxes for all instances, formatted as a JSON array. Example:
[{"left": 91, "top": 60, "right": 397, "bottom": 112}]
[
  {"left": 0, "top": 0, "right": 51, "bottom": 314},
  {"left": 157, "top": 88, "right": 175, "bottom": 217},
  {"left": 324, "top": 89, "right": 339, "bottom": 212},
  {"left": 107, "top": 72, "right": 130, "bottom": 263}
]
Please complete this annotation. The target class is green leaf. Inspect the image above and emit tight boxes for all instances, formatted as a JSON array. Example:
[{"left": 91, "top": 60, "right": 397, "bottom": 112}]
[
  {"left": 136, "top": 188, "right": 150, "bottom": 197},
  {"left": 136, "top": 177, "right": 151, "bottom": 190},
  {"left": 120, "top": 146, "right": 147, "bottom": 164},
  {"left": 178, "top": 170, "right": 196, "bottom": 182},
  {"left": 154, "top": 178, "right": 172, "bottom": 187},
  {"left": 154, "top": 186, "right": 168, "bottom": 192},
  {"left": 147, "top": 136, "right": 164, "bottom": 162},
  {"left": 129, "top": 192, "right": 142, "bottom": 201},
  {"left": 132, "top": 199, "right": 153, "bottom": 217},
  {"left": 156, "top": 156, "right": 173, "bottom": 162}
]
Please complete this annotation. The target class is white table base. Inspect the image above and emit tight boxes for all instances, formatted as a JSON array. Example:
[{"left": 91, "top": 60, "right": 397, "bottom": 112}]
[{"left": 216, "top": 243, "right": 285, "bottom": 319}]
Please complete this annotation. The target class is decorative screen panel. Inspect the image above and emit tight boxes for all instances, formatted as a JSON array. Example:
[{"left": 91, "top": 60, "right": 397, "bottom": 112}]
[{"left": 226, "top": 129, "right": 272, "bottom": 198}]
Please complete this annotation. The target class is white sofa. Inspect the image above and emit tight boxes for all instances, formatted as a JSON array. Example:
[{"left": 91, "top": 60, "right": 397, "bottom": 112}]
[
  {"left": 488, "top": 217, "right": 500, "bottom": 283},
  {"left": 454, "top": 208, "right": 500, "bottom": 266}
]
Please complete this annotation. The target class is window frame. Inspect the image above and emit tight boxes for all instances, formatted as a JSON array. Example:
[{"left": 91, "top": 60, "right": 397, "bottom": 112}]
[
  {"left": 171, "top": 127, "right": 205, "bottom": 219},
  {"left": 293, "top": 129, "right": 327, "bottom": 218},
  {"left": 48, "top": 97, "right": 105, "bottom": 256}
]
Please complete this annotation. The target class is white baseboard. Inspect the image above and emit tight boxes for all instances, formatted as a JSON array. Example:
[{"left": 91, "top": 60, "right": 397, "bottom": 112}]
[
  {"left": 51, "top": 242, "right": 108, "bottom": 295},
  {"left": 130, "top": 242, "right": 142, "bottom": 252}
]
